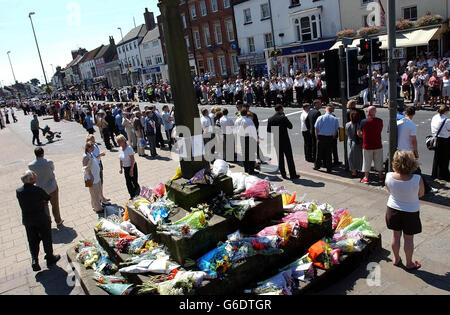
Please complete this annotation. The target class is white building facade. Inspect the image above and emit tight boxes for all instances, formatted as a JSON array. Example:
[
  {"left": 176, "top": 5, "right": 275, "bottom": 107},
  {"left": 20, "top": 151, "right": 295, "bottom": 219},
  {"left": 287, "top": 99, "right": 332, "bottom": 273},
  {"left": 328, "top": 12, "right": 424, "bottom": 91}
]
[
  {"left": 139, "top": 27, "right": 169, "bottom": 84},
  {"left": 233, "top": 0, "right": 272, "bottom": 76},
  {"left": 268, "top": 0, "right": 341, "bottom": 74},
  {"left": 116, "top": 25, "right": 148, "bottom": 86}
]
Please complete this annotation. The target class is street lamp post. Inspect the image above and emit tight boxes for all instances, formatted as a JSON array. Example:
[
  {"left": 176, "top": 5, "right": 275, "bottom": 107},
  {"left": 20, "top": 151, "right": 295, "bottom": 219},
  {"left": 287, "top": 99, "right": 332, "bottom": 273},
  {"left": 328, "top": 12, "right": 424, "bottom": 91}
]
[
  {"left": 28, "top": 12, "right": 49, "bottom": 86},
  {"left": 7, "top": 51, "right": 18, "bottom": 84}
]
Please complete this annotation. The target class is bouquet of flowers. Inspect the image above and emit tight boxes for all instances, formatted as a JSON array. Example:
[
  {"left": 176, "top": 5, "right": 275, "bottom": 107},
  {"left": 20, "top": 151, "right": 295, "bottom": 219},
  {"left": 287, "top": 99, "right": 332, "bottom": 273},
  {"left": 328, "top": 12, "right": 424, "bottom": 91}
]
[
  {"left": 331, "top": 208, "right": 347, "bottom": 230},
  {"left": 282, "top": 211, "right": 308, "bottom": 228},
  {"left": 279, "top": 253, "right": 315, "bottom": 282},
  {"left": 249, "top": 270, "right": 294, "bottom": 295},
  {"left": 119, "top": 257, "right": 180, "bottom": 275},
  {"left": 159, "top": 204, "right": 209, "bottom": 237},
  {"left": 240, "top": 181, "right": 271, "bottom": 199},
  {"left": 341, "top": 217, "right": 378, "bottom": 238},
  {"left": 154, "top": 183, "right": 166, "bottom": 198},
  {"left": 308, "top": 240, "right": 332, "bottom": 270},
  {"left": 255, "top": 221, "right": 300, "bottom": 248},
  {"left": 93, "top": 256, "right": 118, "bottom": 275},
  {"left": 98, "top": 283, "right": 134, "bottom": 295},
  {"left": 307, "top": 208, "right": 324, "bottom": 224},
  {"left": 140, "top": 186, "right": 153, "bottom": 202},
  {"left": 92, "top": 272, "right": 127, "bottom": 284},
  {"left": 183, "top": 168, "right": 214, "bottom": 187}
]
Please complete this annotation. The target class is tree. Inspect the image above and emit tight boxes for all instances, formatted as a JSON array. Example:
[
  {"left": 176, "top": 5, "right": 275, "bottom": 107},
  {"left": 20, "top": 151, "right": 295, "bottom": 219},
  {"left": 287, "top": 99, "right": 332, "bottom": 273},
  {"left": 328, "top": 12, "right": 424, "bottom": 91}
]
[{"left": 30, "top": 78, "right": 40, "bottom": 86}]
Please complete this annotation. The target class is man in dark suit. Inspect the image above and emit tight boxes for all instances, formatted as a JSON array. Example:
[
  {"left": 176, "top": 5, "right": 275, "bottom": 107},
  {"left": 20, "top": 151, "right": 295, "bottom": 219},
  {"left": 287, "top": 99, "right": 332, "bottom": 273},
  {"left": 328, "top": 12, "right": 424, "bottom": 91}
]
[
  {"left": 267, "top": 105, "right": 300, "bottom": 180},
  {"left": 16, "top": 170, "right": 60, "bottom": 271},
  {"left": 305, "top": 100, "right": 322, "bottom": 164}
]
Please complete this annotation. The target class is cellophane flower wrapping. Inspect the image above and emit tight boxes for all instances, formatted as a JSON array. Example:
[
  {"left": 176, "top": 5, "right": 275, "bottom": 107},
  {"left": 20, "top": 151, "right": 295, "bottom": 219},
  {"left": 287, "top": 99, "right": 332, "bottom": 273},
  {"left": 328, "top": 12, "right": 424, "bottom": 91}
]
[
  {"left": 157, "top": 271, "right": 206, "bottom": 295},
  {"left": 95, "top": 218, "right": 129, "bottom": 236},
  {"left": 98, "top": 283, "right": 133, "bottom": 295},
  {"left": 307, "top": 208, "right": 324, "bottom": 224},
  {"left": 342, "top": 217, "right": 378, "bottom": 238},
  {"left": 170, "top": 167, "right": 183, "bottom": 182},
  {"left": 154, "top": 183, "right": 166, "bottom": 198},
  {"left": 119, "top": 257, "right": 179, "bottom": 275},
  {"left": 140, "top": 186, "right": 153, "bottom": 202},
  {"left": 255, "top": 221, "right": 299, "bottom": 247},
  {"left": 282, "top": 211, "right": 308, "bottom": 228},
  {"left": 331, "top": 208, "right": 347, "bottom": 229},
  {"left": 92, "top": 272, "right": 126, "bottom": 284},
  {"left": 308, "top": 240, "right": 332, "bottom": 270},
  {"left": 252, "top": 270, "right": 294, "bottom": 295},
  {"left": 147, "top": 198, "right": 174, "bottom": 225},
  {"left": 160, "top": 210, "right": 207, "bottom": 237},
  {"left": 93, "top": 256, "right": 118, "bottom": 275},
  {"left": 240, "top": 181, "right": 271, "bottom": 199},
  {"left": 184, "top": 168, "right": 214, "bottom": 186},
  {"left": 212, "top": 159, "right": 229, "bottom": 177},
  {"left": 75, "top": 241, "right": 101, "bottom": 268},
  {"left": 336, "top": 212, "right": 353, "bottom": 231},
  {"left": 279, "top": 253, "right": 315, "bottom": 282},
  {"left": 119, "top": 221, "right": 145, "bottom": 238}
]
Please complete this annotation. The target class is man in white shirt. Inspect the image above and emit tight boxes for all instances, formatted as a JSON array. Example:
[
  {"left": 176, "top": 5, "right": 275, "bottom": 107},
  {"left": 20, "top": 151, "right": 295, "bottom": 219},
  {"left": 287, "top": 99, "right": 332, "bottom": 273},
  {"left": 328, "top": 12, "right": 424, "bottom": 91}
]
[
  {"left": 219, "top": 108, "right": 235, "bottom": 161},
  {"left": 300, "top": 103, "right": 313, "bottom": 162},
  {"left": 398, "top": 106, "right": 435, "bottom": 194},
  {"left": 235, "top": 109, "right": 257, "bottom": 174}
]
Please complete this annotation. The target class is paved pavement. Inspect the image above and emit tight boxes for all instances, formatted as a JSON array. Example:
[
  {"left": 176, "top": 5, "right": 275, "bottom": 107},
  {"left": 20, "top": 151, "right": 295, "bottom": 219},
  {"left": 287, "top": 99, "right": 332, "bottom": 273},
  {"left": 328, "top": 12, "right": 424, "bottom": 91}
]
[{"left": 0, "top": 110, "right": 448, "bottom": 295}]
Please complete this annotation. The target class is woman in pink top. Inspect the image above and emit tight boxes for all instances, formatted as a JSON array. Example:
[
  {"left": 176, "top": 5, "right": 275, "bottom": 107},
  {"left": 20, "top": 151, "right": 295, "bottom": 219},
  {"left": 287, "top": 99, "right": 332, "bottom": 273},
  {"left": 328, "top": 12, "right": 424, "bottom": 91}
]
[{"left": 428, "top": 71, "right": 441, "bottom": 107}]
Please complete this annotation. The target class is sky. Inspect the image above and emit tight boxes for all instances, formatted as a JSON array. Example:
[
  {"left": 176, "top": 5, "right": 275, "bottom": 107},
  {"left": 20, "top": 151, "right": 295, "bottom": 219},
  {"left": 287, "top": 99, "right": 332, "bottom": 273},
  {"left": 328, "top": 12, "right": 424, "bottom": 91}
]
[{"left": 0, "top": 0, "right": 160, "bottom": 87}]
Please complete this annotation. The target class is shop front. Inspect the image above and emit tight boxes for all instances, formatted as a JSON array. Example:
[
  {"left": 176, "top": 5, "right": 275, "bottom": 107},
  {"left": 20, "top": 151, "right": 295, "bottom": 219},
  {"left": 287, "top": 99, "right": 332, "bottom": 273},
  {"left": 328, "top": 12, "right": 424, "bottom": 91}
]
[
  {"left": 141, "top": 66, "right": 163, "bottom": 84},
  {"left": 237, "top": 53, "right": 268, "bottom": 79},
  {"left": 267, "top": 39, "right": 336, "bottom": 75}
]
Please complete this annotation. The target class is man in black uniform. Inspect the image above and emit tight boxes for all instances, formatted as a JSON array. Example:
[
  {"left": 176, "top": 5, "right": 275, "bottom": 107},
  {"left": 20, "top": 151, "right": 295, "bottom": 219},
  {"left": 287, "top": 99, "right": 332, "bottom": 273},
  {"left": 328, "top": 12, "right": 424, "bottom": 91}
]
[
  {"left": 267, "top": 105, "right": 300, "bottom": 180},
  {"left": 16, "top": 170, "right": 60, "bottom": 271},
  {"left": 305, "top": 99, "right": 322, "bottom": 164}
]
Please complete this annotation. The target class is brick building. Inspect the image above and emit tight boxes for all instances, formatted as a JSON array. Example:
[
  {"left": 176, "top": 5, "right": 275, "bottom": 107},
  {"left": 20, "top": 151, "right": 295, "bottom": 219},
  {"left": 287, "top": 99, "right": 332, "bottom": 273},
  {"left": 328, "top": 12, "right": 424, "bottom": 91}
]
[{"left": 175, "top": 0, "right": 240, "bottom": 81}]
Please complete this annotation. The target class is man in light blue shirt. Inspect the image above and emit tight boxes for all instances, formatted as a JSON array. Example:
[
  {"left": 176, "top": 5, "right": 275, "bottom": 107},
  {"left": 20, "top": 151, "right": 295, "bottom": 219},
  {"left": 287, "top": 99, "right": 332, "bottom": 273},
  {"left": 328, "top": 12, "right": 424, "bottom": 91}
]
[
  {"left": 314, "top": 105, "right": 339, "bottom": 173},
  {"left": 115, "top": 110, "right": 127, "bottom": 139}
]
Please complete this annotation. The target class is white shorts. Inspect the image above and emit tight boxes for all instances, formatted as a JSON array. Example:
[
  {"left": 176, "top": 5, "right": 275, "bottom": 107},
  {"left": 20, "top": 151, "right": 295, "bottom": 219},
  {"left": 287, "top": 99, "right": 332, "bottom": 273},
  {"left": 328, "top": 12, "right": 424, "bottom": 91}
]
[{"left": 362, "top": 148, "right": 384, "bottom": 172}]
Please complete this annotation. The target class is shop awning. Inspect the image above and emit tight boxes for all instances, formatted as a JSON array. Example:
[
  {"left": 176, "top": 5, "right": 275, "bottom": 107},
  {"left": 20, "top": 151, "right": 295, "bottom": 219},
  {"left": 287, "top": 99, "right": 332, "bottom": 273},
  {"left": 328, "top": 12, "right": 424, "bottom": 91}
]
[
  {"left": 330, "top": 26, "right": 440, "bottom": 51},
  {"left": 378, "top": 27, "right": 440, "bottom": 49},
  {"left": 280, "top": 39, "right": 336, "bottom": 56}
]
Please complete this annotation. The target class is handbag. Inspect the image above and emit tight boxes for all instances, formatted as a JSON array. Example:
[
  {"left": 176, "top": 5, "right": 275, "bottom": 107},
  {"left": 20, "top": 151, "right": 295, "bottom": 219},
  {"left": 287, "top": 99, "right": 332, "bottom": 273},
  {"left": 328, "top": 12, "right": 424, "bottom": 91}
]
[
  {"left": 85, "top": 178, "right": 93, "bottom": 188},
  {"left": 426, "top": 118, "right": 447, "bottom": 151}
]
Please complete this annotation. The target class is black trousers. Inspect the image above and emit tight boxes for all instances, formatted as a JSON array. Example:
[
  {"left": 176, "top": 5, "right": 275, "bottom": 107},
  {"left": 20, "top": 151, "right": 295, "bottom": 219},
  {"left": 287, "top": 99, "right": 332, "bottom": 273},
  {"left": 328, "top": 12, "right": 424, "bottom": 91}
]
[
  {"left": 156, "top": 129, "right": 165, "bottom": 147},
  {"left": 333, "top": 138, "right": 339, "bottom": 163},
  {"left": 310, "top": 132, "right": 317, "bottom": 163},
  {"left": 165, "top": 127, "right": 174, "bottom": 149},
  {"left": 316, "top": 135, "right": 334, "bottom": 171},
  {"left": 432, "top": 137, "right": 450, "bottom": 181},
  {"left": 25, "top": 223, "right": 53, "bottom": 261},
  {"left": 302, "top": 131, "right": 313, "bottom": 162},
  {"left": 32, "top": 130, "right": 40, "bottom": 145},
  {"left": 295, "top": 87, "right": 304, "bottom": 105},
  {"left": 240, "top": 136, "right": 255, "bottom": 174},
  {"left": 124, "top": 163, "right": 140, "bottom": 199},
  {"left": 276, "top": 141, "right": 297, "bottom": 177},
  {"left": 102, "top": 128, "right": 112, "bottom": 150}
]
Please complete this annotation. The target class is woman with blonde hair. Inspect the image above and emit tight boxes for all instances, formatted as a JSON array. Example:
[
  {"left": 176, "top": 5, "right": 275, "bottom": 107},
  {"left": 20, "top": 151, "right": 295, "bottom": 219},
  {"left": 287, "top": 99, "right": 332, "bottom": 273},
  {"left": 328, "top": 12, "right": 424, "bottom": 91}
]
[{"left": 385, "top": 150, "right": 424, "bottom": 271}]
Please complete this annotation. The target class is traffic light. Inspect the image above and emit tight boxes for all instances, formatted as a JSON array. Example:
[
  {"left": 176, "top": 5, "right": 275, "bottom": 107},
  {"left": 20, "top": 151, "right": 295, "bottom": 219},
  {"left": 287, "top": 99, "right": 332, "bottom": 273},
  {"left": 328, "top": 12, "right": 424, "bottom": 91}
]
[
  {"left": 358, "top": 39, "right": 371, "bottom": 65},
  {"left": 323, "top": 49, "right": 340, "bottom": 98},
  {"left": 346, "top": 48, "right": 367, "bottom": 99},
  {"left": 371, "top": 38, "right": 382, "bottom": 62}
]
